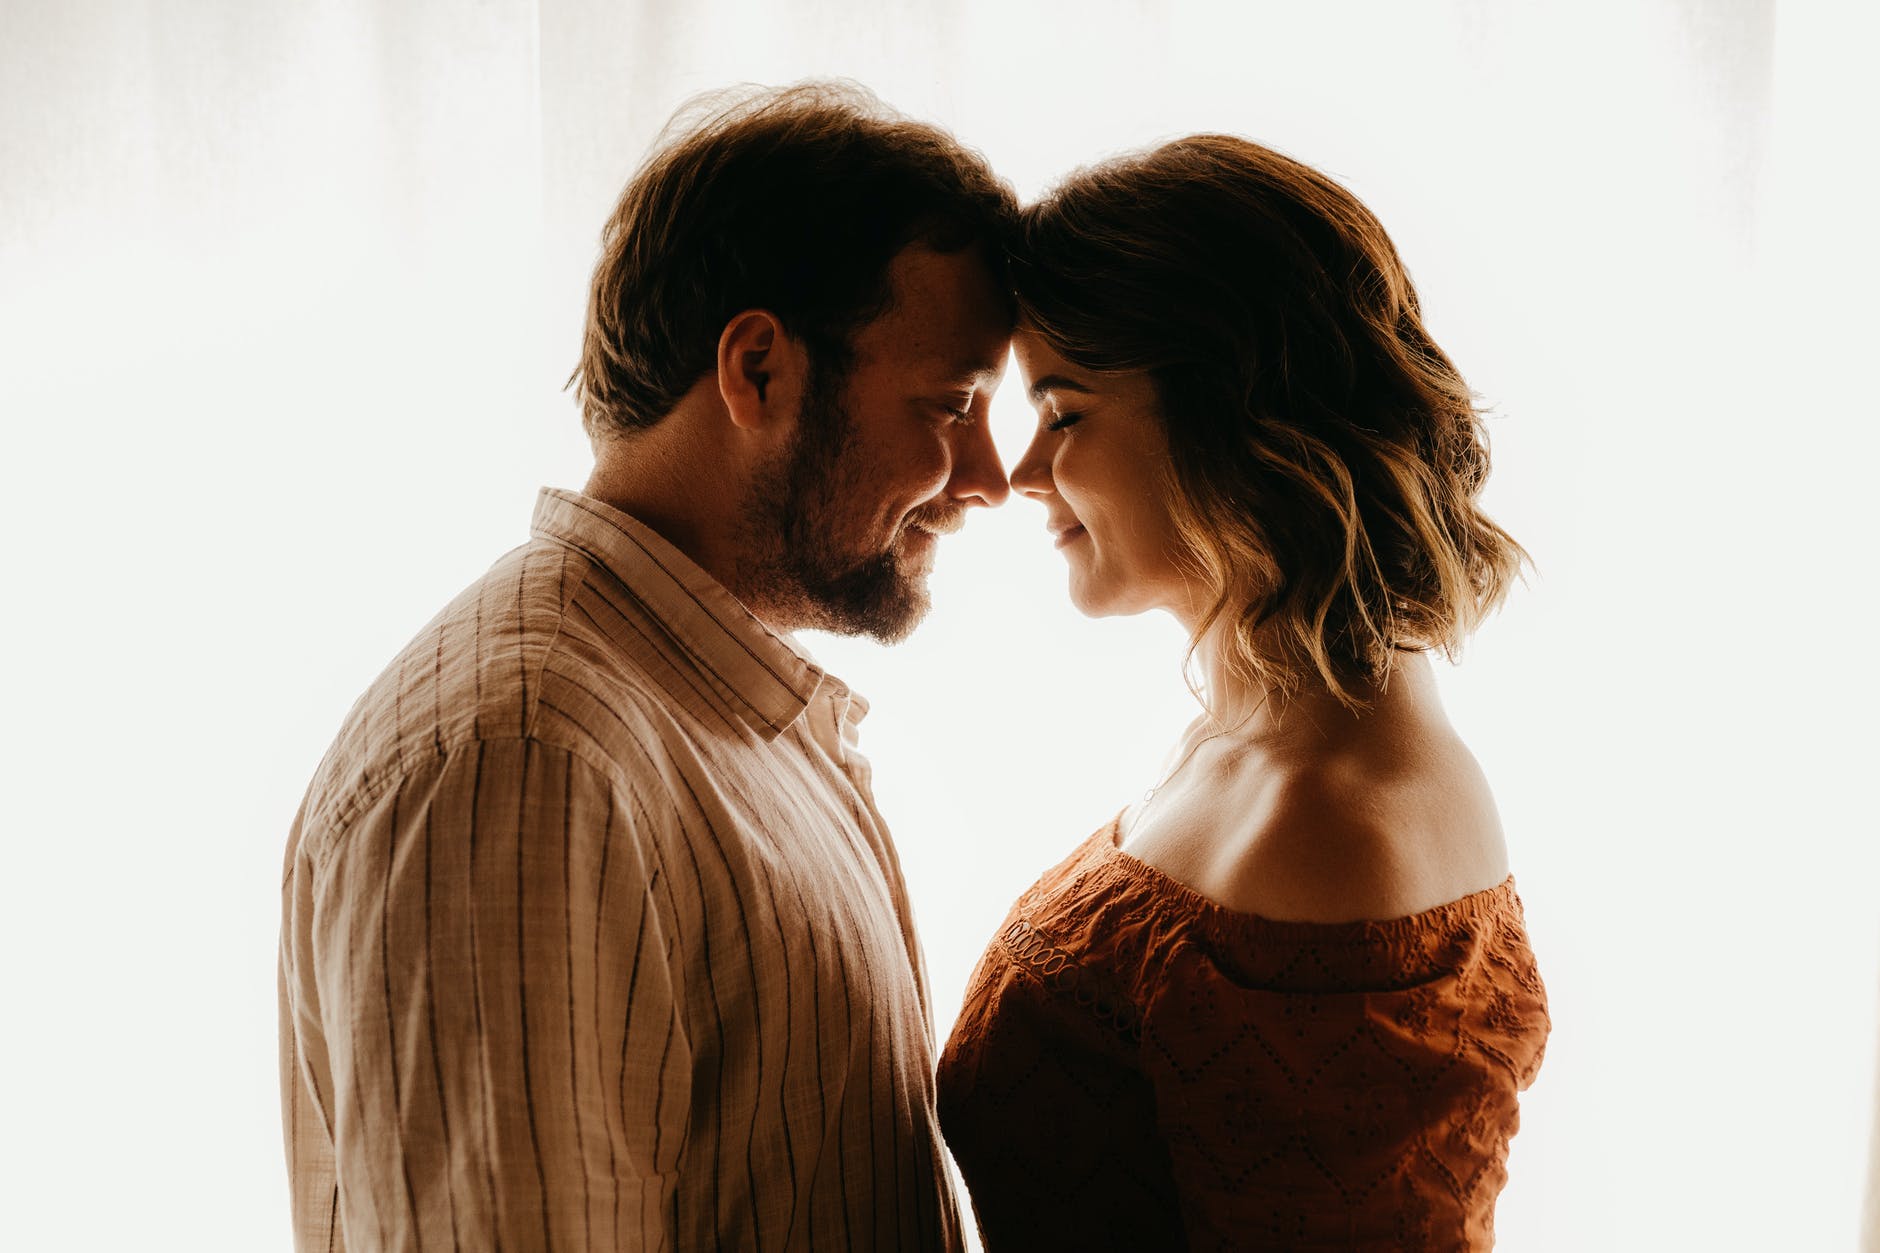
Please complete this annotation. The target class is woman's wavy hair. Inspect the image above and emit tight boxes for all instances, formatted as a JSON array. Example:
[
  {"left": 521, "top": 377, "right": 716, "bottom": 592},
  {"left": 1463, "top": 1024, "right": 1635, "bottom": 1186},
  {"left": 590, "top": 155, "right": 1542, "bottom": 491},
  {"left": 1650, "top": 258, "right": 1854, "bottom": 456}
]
[{"left": 1011, "top": 135, "right": 1526, "bottom": 711}]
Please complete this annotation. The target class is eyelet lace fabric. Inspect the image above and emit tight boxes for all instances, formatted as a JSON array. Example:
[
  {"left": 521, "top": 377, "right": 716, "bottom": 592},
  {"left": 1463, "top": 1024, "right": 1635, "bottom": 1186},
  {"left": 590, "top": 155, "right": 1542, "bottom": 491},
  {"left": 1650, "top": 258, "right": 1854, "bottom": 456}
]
[{"left": 936, "top": 818, "right": 1549, "bottom": 1252}]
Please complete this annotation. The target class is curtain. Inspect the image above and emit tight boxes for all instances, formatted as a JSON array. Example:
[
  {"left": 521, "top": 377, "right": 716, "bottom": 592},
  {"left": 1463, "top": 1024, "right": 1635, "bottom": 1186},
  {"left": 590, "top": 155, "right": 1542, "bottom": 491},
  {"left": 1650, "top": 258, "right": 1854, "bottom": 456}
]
[{"left": 3, "top": 2, "right": 1872, "bottom": 1248}]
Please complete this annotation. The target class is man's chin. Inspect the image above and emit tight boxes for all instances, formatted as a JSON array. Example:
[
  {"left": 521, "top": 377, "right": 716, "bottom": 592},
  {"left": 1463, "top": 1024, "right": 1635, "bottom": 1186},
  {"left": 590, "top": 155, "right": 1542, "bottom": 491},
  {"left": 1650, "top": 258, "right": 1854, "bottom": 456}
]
[
  {"left": 869, "top": 585, "right": 930, "bottom": 644},
  {"left": 795, "top": 558, "right": 930, "bottom": 643},
  {"left": 844, "top": 579, "right": 929, "bottom": 645}
]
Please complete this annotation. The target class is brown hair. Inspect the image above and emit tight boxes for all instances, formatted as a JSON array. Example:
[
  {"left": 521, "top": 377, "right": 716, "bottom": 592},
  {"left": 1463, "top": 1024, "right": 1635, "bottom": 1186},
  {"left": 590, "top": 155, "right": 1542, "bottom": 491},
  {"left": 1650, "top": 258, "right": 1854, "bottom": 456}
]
[
  {"left": 1013, "top": 135, "right": 1526, "bottom": 711},
  {"left": 572, "top": 81, "right": 1017, "bottom": 438}
]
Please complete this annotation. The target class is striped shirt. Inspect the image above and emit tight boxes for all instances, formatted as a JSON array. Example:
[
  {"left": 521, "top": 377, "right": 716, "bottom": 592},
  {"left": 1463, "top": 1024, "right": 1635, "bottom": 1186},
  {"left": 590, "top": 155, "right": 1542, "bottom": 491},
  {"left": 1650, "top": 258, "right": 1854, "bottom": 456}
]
[{"left": 279, "top": 487, "right": 965, "bottom": 1252}]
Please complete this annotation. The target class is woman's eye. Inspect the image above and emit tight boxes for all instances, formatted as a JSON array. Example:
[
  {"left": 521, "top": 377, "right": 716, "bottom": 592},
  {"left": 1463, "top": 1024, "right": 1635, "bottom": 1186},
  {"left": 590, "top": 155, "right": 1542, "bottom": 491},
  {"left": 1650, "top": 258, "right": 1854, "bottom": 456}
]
[{"left": 1045, "top": 412, "right": 1083, "bottom": 433}]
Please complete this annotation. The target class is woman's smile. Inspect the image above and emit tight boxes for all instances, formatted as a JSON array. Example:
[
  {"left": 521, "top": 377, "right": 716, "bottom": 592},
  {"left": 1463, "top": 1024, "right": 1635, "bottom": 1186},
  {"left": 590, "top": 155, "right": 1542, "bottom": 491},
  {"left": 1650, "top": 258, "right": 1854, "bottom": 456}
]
[{"left": 1051, "top": 522, "right": 1087, "bottom": 549}]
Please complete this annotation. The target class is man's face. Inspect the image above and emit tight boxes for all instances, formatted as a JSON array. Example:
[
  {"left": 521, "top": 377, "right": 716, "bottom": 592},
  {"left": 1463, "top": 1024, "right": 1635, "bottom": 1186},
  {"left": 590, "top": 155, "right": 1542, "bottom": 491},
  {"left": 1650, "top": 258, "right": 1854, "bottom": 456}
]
[{"left": 743, "top": 244, "right": 1012, "bottom": 642}]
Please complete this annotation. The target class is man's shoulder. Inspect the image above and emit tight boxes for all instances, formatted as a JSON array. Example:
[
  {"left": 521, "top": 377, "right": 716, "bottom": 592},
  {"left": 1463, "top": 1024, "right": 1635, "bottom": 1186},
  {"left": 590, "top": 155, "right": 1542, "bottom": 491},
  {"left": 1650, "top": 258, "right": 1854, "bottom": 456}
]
[{"left": 291, "top": 536, "right": 693, "bottom": 843}]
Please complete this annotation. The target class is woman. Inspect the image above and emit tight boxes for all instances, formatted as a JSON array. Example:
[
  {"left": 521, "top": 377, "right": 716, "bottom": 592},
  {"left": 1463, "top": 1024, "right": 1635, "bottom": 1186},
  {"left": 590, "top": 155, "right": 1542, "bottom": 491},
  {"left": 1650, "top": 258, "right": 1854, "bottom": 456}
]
[{"left": 935, "top": 136, "right": 1549, "bottom": 1251}]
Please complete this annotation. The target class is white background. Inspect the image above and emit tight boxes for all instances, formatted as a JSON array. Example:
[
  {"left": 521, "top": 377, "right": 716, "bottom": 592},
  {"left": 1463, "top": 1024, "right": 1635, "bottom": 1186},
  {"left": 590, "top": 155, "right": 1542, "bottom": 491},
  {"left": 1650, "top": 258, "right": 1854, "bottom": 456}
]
[{"left": 4, "top": 1, "right": 1877, "bottom": 1249}]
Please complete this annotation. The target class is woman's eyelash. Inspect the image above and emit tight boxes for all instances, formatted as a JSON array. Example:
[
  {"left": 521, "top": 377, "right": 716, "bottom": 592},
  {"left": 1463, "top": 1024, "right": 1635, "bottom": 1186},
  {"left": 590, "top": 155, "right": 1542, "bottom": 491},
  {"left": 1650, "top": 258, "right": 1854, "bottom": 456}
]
[{"left": 1045, "top": 412, "right": 1082, "bottom": 432}]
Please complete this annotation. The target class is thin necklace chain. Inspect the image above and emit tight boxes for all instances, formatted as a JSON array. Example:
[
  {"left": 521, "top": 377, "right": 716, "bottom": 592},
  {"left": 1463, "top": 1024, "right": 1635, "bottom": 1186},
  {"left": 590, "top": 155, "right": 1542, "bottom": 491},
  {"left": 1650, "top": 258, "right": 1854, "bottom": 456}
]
[
  {"left": 1139, "top": 696, "right": 1273, "bottom": 806},
  {"left": 1140, "top": 727, "right": 1228, "bottom": 804}
]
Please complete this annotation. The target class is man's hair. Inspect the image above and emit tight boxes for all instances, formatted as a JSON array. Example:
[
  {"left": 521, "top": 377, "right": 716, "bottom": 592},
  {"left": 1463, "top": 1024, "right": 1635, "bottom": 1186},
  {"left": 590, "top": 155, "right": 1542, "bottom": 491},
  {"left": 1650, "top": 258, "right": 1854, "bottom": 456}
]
[
  {"left": 1012, "top": 134, "right": 1528, "bottom": 711},
  {"left": 572, "top": 81, "right": 1018, "bottom": 439}
]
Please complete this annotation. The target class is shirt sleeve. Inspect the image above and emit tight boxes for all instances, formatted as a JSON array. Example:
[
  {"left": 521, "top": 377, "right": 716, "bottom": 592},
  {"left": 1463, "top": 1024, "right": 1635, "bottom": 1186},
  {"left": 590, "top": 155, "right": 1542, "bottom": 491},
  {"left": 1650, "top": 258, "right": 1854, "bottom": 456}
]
[{"left": 283, "top": 738, "right": 693, "bottom": 1251}]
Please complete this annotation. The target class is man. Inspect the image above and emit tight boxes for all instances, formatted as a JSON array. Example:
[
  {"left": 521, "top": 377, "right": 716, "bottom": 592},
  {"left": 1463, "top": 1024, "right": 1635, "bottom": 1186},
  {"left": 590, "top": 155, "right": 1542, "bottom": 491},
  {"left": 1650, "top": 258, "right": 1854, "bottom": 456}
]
[{"left": 279, "top": 82, "right": 1015, "bottom": 1251}]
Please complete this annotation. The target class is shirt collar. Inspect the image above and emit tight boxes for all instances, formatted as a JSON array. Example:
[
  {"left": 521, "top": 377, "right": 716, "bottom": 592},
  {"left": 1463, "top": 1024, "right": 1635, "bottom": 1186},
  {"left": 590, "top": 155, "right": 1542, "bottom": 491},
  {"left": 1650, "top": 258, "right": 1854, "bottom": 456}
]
[{"left": 530, "top": 487, "right": 831, "bottom": 741}]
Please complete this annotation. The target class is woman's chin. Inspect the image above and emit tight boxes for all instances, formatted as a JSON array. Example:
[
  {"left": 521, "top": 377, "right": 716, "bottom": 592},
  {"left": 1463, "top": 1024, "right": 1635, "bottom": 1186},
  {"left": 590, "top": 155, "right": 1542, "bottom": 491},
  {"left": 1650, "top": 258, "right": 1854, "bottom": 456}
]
[{"left": 1067, "top": 573, "right": 1134, "bottom": 620}]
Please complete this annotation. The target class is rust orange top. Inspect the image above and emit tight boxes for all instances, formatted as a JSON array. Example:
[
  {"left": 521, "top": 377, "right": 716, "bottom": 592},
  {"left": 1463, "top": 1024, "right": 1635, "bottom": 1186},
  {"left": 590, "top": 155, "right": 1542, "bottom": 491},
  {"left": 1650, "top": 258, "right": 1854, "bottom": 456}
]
[{"left": 936, "top": 817, "right": 1549, "bottom": 1251}]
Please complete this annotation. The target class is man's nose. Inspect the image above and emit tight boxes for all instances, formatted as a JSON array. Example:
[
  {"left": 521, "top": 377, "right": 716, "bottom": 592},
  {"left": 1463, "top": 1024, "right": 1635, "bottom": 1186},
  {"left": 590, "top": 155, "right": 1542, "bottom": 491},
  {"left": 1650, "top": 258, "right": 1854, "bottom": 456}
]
[{"left": 948, "top": 418, "right": 1011, "bottom": 509}]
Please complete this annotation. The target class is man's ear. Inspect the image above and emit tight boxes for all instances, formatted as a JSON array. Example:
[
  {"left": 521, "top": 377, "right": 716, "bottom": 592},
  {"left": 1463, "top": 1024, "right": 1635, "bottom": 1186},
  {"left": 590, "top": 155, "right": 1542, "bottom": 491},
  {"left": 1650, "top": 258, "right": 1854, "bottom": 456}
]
[{"left": 717, "top": 309, "right": 802, "bottom": 431}]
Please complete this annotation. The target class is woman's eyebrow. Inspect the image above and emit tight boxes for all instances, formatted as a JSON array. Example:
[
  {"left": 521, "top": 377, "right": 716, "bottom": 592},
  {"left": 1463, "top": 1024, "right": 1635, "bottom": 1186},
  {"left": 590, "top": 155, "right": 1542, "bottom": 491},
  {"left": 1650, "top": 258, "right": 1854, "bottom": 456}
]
[{"left": 1028, "top": 374, "right": 1095, "bottom": 403}]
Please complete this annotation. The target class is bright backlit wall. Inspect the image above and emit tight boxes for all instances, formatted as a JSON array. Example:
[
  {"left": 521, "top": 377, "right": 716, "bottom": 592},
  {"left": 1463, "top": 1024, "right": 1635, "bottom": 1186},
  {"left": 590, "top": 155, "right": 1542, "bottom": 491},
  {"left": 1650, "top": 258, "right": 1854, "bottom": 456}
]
[{"left": 3, "top": 1, "right": 1876, "bottom": 1249}]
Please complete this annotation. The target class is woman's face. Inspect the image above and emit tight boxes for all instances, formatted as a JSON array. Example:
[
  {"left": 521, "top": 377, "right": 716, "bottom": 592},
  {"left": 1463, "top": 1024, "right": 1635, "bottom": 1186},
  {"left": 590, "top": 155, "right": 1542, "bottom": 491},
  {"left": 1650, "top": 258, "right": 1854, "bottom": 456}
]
[{"left": 1009, "top": 329, "right": 1196, "bottom": 621}]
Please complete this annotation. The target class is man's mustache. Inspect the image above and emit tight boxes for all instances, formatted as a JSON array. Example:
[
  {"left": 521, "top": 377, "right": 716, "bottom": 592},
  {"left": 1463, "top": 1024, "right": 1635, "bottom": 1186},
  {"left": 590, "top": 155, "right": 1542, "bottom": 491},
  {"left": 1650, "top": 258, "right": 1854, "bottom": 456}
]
[{"left": 903, "top": 505, "right": 967, "bottom": 536}]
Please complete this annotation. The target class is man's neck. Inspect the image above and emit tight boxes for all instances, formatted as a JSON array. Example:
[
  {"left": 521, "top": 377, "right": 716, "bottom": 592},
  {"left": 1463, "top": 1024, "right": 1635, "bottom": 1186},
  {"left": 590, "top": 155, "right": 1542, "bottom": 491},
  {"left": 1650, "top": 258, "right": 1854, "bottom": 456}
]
[{"left": 584, "top": 423, "right": 746, "bottom": 606}]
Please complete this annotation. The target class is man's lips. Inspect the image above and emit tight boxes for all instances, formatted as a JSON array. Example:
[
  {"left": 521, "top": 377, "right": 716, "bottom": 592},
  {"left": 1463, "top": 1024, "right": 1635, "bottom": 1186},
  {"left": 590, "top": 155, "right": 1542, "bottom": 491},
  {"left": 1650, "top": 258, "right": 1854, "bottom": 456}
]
[{"left": 1051, "top": 522, "right": 1087, "bottom": 549}]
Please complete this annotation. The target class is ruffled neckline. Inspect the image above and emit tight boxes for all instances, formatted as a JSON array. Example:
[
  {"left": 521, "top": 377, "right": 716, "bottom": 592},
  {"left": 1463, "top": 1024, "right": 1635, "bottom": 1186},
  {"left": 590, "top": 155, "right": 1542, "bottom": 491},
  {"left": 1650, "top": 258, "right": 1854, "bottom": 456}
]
[{"left": 1067, "top": 813, "right": 1525, "bottom": 984}]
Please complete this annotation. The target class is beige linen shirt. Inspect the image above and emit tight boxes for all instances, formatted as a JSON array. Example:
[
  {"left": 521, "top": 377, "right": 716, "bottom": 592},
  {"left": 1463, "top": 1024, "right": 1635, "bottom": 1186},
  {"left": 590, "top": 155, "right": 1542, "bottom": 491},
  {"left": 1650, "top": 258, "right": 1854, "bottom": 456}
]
[{"left": 279, "top": 488, "right": 964, "bottom": 1252}]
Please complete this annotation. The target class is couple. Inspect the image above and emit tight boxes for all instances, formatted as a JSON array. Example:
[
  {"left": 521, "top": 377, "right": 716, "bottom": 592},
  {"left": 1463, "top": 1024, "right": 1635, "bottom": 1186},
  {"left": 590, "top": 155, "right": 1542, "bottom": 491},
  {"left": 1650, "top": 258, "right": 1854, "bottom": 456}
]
[{"left": 278, "top": 82, "right": 1548, "bottom": 1252}]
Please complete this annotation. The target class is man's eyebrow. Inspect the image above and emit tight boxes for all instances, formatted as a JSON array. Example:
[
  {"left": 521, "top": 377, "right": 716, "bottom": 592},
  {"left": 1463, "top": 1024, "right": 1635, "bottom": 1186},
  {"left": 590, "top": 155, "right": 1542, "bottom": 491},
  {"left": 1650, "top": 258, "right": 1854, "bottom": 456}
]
[
  {"left": 1029, "top": 374, "right": 1096, "bottom": 403},
  {"left": 940, "top": 359, "right": 1007, "bottom": 389},
  {"left": 947, "top": 355, "right": 1007, "bottom": 380}
]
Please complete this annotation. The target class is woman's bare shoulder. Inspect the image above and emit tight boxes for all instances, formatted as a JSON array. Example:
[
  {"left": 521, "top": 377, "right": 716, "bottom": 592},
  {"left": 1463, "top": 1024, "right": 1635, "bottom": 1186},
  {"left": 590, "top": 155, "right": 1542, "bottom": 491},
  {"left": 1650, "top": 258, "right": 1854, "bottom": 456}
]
[{"left": 1133, "top": 743, "right": 1510, "bottom": 924}]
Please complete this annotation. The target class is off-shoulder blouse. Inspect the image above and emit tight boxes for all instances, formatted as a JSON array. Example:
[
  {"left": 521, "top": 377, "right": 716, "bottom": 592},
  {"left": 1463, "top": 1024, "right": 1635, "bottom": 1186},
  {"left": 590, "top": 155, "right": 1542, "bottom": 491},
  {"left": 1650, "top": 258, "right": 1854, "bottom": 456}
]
[{"left": 936, "top": 816, "right": 1549, "bottom": 1251}]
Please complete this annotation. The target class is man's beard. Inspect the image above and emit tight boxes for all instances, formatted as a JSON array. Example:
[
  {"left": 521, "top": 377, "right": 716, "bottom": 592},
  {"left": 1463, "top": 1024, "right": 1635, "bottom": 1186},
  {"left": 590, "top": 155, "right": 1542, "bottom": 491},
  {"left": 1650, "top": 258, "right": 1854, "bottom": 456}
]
[{"left": 738, "top": 359, "right": 949, "bottom": 644}]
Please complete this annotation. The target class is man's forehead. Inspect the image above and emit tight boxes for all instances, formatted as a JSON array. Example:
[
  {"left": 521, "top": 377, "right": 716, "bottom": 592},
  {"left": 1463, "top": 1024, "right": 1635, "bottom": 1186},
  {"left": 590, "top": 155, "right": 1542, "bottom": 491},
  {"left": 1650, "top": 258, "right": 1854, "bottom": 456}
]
[
  {"left": 861, "top": 311, "right": 1010, "bottom": 381},
  {"left": 938, "top": 350, "right": 1009, "bottom": 388},
  {"left": 847, "top": 244, "right": 1012, "bottom": 372}
]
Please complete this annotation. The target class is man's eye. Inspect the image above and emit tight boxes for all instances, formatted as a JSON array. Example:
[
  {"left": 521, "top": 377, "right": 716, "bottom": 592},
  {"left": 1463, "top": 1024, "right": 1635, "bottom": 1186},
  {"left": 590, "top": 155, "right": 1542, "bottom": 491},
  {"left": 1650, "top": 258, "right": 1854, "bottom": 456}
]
[
  {"left": 1045, "top": 412, "right": 1082, "bottom": 433},
  {"left": 943, "top": 405, "right": 975, "bottom": 426}
]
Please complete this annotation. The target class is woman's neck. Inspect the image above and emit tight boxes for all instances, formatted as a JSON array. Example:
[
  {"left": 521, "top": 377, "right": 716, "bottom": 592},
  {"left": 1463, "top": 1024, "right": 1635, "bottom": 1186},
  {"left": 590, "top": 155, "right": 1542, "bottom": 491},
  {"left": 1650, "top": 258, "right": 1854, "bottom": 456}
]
[{"left": 1188, "top": 625, "right": 1444, "bottom": 756}]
